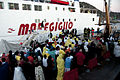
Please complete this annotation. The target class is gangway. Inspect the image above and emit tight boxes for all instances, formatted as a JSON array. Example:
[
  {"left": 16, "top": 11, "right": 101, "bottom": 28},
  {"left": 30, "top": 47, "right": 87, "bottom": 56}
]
[{"left": 19, "top": 30, "right": 50, "bottom": 48}]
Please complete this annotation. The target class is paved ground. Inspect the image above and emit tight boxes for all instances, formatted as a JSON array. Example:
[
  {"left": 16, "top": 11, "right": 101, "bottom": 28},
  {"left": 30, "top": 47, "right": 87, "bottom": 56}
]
[
  {"left": 115, "top": 72, "right": 120, "bottom": 80},
  {"left": 79, "top": 60, "right": 120, "bottom": 80}
]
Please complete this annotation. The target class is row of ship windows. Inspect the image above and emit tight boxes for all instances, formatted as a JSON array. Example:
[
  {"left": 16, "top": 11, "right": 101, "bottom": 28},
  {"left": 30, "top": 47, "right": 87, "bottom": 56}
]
[
  {"left": 35, "top": 18, "right": 77, "bottom": 23},
  {"left": 0, "top": 2, "right": 96, "bottom": 14},
  {"left": 0, "top": 2, "right": 42, "bottom": 11},
  {"left": 0, "top": 2, "right": 75, "bottom": 12},
  {"left": 35, "top": 18, "right": 94, "bottom": 23}
]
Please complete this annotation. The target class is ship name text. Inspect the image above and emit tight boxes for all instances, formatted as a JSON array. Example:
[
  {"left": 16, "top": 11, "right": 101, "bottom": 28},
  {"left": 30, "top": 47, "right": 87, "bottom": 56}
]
[{"left": 18, "top": 22, "right": 73, "bottom": 35}]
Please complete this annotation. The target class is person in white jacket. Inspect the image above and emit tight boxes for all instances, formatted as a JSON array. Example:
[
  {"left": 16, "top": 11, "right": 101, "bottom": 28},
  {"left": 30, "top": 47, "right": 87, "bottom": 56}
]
[
  {"left": 13, "top": 66, "right": 26, "bottom": 80},
  {"left": 114, "top": 42, "right": 120, "bottom": 57},
  {"left": 35, "top": 64, "right": 45, "bottom": 80}
]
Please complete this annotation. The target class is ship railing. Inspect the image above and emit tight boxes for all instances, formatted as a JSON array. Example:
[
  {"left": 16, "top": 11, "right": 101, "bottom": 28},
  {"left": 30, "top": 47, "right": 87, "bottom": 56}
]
[
  {"left": 22, "top": 30, "right": 49, "bottom": 47},
  {"left": 22, "top": 31, "right": 38, "bottom": 47},
  {"left": 80, "top": 8, "right": 97, "bottom": 14}
]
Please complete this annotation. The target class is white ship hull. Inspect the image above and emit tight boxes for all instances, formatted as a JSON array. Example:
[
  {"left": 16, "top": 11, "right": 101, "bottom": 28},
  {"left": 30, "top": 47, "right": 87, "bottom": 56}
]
[{"left": 0, "top": 0, "right": 104, "bottom": 43}]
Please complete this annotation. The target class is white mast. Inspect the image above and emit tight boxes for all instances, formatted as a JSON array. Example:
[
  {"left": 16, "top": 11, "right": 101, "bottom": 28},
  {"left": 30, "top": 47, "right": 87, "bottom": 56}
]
[{"left": 108, "top": 0, "right": 111, "bottom": 14}]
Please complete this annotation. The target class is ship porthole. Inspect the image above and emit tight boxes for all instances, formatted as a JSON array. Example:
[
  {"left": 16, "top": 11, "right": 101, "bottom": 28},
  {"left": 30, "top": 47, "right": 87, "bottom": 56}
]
[
  {"left": 55, "top": 7, "right": 57, "bottom": 10},
  {"left": 47, "top": 6, "right": 49, "bottom": 10},
  {"left": 74, "top": 19, "right": 76, "bottom": 21},
  {"left": 57, "top": 18, "right": 59, "bottom": 22},
  {"left": 63, "top": 8, "right": 65, "bottom": 11},
  {"left": 69, "top": 19, "right": 71, "bottom": 21},
  {"left": 93, "top": 18, "right": 94, "bottom": 21},
  {"left": 63, "top": 19, "right": 64, "bottom": 22}
]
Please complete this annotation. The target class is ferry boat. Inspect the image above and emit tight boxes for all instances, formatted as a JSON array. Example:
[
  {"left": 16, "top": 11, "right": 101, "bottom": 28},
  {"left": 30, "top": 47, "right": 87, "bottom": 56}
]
[{"left": 0, "top": 0, "right": 104, "bottom": 43}]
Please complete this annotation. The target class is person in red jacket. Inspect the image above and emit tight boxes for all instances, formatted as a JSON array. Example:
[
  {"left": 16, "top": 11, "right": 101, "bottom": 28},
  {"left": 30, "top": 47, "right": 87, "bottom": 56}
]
[
  {"left": 91, "top": 28, "right": 94, "bottom": 38},
  {"left": 27, "top": 53, "right": 34, "bottom": 64},
  {"left": 75, "top": 49, "right": 85, "bottom": 74}
]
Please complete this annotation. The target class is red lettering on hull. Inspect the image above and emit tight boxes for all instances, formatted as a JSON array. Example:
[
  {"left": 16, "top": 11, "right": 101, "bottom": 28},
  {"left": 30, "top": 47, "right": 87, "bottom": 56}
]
[
  {"left": 58, "top": 22, "right": 62, "bottom": 30},
  {"left": 44, "top": 23, "right": 49, "bottom": 30},
  {"left": 55, "top": 22, "right": 58, "bottom": 31},
  {"left": 18, "top": 24, "right": 29, "bottom": 35},
  {"left": 68, "top": 22, "right": 73, "bottom": 29},
  {"left": 49, "top": 22, "right": 54, "bottom": 31},
  {"left": 18, "top": 22, "right": 73, "bottom": 35}
]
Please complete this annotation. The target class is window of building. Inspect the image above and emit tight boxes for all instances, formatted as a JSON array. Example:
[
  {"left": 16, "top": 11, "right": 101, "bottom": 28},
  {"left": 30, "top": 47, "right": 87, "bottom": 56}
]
[
  {"left": 68, "top": 7, "right": 75, "bottom": 12},
  {"left": 22, "top": 4, "right": 31, "bottom": 10},
  {"left": 0, "top": 2, "right": 4, "bottom": 9},
  {"left": 9, "top": 3, "right": 19, "bottom": 10},
  {"left": 34, "top": 5, "right": 42, "bottom": 11}
]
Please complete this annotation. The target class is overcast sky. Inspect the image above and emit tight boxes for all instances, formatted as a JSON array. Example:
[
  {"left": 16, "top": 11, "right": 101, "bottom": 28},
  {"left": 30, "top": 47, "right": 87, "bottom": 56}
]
[{"left": 81, "top": 0, "right": 120, "bottom": 12}]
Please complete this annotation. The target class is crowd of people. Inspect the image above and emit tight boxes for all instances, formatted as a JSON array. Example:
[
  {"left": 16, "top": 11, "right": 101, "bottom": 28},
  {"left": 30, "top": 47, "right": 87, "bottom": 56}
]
[
  {"left": 0, "top": 29, "right": 120, "bottom": 80},
  {"left": 84, "top": 27, "right": 101, "bottom": 39}
]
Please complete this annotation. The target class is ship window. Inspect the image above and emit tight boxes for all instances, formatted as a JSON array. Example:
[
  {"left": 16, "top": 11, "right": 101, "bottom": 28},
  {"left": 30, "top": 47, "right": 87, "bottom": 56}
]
[
  {"left": 28, "top": 5, "right": 31, "bottom": 10},
  {"left": 9, "top": 3, "right": 19, "bottom": 10},
  {"left": 55, "top": 7, "right": 57, "bottom": 10},
  {"left": 47, "top": 6, "right": 49, "bottom": 10},
  {"left": 93, "top": 18, "right": 94, "bottom": 21},
  {"left": 63, "top": 19, "right": 64, "bottom": 22},
  {"left": 22, "top": 4, "right": 31, "bottom": 10},
  {"left": 44, "top": 19, "right": 46, "bottom": 22},
  {"left": 0, "top": 2, "right": 4, "bottom": 9},
  {"left": 63, "top": 8, "right": 65, "bottom": 11},
  {"left": 68, "top": 8, "right": 75, "bottom": 12},
  {"left": 38, "top": 19, "right": 40, "bottom": 23},
  {"left": 80, "top": 9, "right": 83, "bottom": 13},
  {"left": 85, "top": 10, "right": 88, "bottom": 13},
  {"left": 74, "top": 19, "right": 76, "bottom": 21},
  {"left": 80, "top": 4, "right": 83, "bottom": 8},
  {"left": 34, "top": 5, "right": 42, "bottom": 11},
  {"left": 57, "top": 18, "right": 59, "bottom": 21},
  {"left": 69, "top": 19, "right": 70, "bottom": 21},
  {"left": 9, "top": 3, "right": 14, "bottom": 9},
  {"left": 14, "top": 3, "right": 19, "bottom": 10},
  {"left": 89, "top": 10, "right": 92, "bottom": 13},
  {"left": 72, "top": 2, "right": 74, "bottom": 6},
  {"left": 93, "top": 10, "right": 96, "bottom": 14},
  {"left": 35, "top": 19, "right": 37, "bottom": 23}
]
